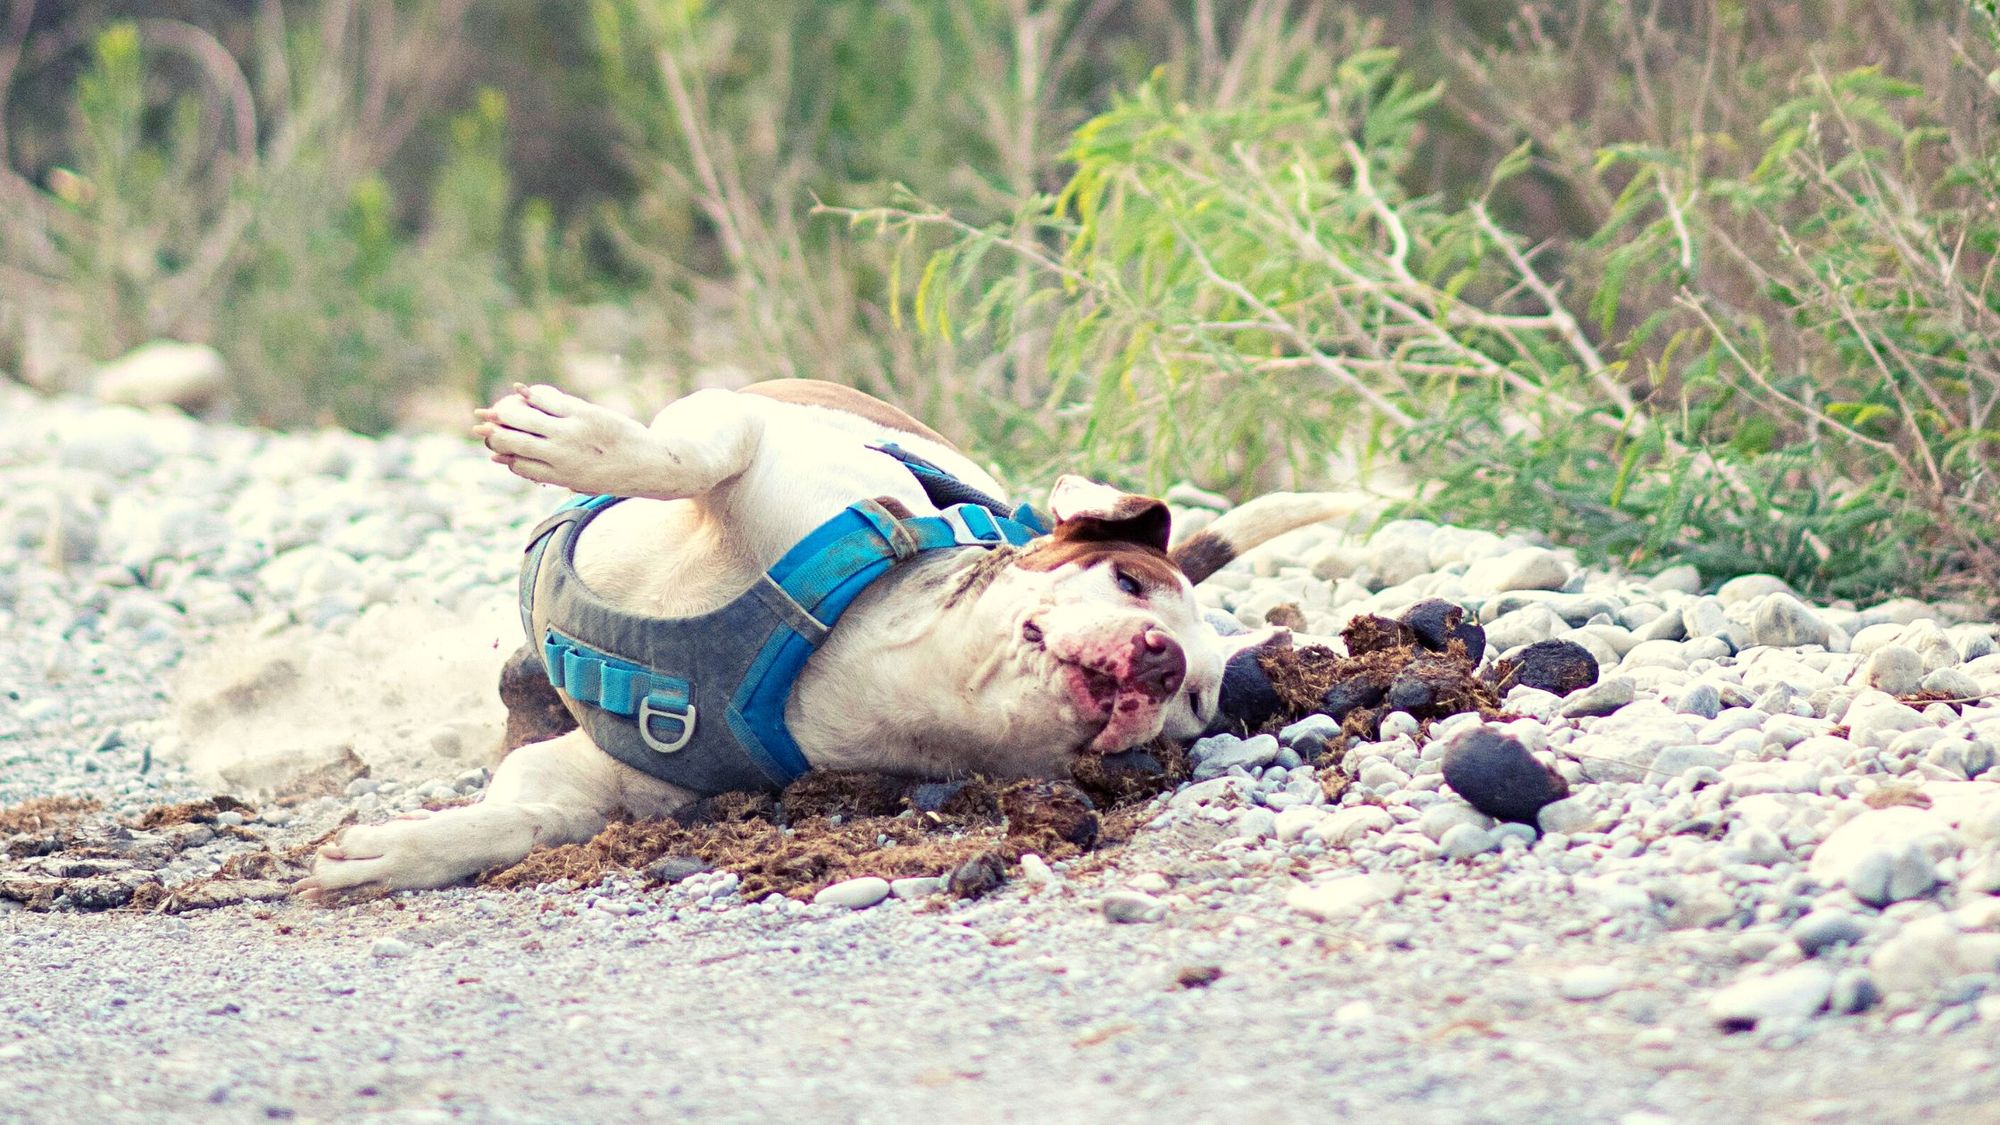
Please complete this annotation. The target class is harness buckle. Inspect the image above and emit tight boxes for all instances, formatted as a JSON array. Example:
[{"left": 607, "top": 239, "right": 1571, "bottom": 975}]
[
  {"left": 638, "top": 693, "right": 698, "bottom": 754},
  {"left": 937, "top": 504, "right": 1002, "bottom": 545}
]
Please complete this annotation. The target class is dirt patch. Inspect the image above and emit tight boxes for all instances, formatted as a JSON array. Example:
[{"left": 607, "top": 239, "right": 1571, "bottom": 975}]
[
  {"left": 0, "top": 792, "right": 308, "bottom": 912},
  {"left": 0, "top": 796, "right": 101, "bottom": 837},
  {"left": 483, "top": 759, "right": 1186, "bottom": 902}
]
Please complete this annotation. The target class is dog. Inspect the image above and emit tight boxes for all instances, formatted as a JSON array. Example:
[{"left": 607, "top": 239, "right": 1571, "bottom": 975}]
[{"left": 295, "top": 380, "right": 1357, "bottom": 898}]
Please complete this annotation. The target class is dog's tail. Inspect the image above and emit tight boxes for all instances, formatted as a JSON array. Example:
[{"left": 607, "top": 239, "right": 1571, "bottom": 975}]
[{"left": 1169, "top": 491, "right": 1379, "bottom": 584}]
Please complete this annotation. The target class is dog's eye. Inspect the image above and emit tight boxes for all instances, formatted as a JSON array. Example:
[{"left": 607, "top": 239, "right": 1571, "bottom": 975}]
[{"left": 1113, "top": 569, "right": 1143, "bottom": 597}]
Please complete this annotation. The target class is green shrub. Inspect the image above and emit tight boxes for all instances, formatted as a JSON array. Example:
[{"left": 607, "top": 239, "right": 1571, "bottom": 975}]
[{"left": 875, "top": 8, "right": 2000, "bottom": 604}]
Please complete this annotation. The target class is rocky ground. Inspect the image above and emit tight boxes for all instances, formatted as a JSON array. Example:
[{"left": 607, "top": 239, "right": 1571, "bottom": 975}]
[{"left": 4, "top": 385, "right": 2000, "bottom": 1122}]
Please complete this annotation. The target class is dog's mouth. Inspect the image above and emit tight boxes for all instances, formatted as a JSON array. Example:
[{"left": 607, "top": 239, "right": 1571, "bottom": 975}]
[{"left": 1022, "top": 619, "right": 1169, "bottom": 754}]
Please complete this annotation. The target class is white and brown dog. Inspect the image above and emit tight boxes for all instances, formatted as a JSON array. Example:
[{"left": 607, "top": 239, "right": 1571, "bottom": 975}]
[{"left": 296, "top": 380, "right": 1355, "bottom": 898}]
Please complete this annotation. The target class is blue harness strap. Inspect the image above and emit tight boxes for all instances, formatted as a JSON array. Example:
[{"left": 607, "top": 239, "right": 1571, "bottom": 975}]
[{"left": 517, "top": 464, "right": 1049, "bottom": 795}]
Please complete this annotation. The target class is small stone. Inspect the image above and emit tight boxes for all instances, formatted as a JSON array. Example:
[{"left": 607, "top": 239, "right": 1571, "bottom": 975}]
[
  {"left": 94, "top": 340, "right": 226, "bottom": 411},
  {"left": 1321, "top": 805, "right": 1393, "bottom": 845},
  {"left": 947, "top": 852, "right": 1009, "bottom": 898},
  {"left": 370, "top": 937, "right": 415, "bottom": 959},
  {"left": 1356, "top": 759, "right": 1409, "bottom": 790},
  {"left": 1332, "top": 999, "right": 1375, "bottom": 1026},
  {"left": 1496, "top": 639, "right": 1599, "bottom": 696},
  {"left": 1753, "top": 593, "right": 1831, "bottom": 649},
  {"left": 1707, "top": 964, "right": 1833, "bottom": 1030},
  {"left": 1278, "top": 714, "right": 1344, "bottom": 760},
  {"left": 1560, "top": 676, "right": 1634, "bottom": 718},
  {"left": 1867, "top": 916, "right": 2000, "bottom": 994},
  {"left": 1018, "top": 854, "right": 1058, "bottom": 886},
  {"left": 1376, "top": 711, "right": 1420, "bottom": 742},
  {"left": 1717, "top": 574, "right": 1797, "bottom": 607},
  {"left": 1809, "top": 807, "right": 1950, "bottom": 907},
  {"left": 1673, "top": 682, "right": 1723, "bottom": 720},
  {"left": 643, "top": 855, "right": 711, "bottom": 884},
  {"left": 1536, "top": 796, "right": 1598, "bottom": 835},
  {"left": 1789, "top": 909, "right": 1867, "bottom": 957},
  {"left": 814, "top": 876, "right": 891, "bottom": 909},
  {"left": 1420, "top": 800, "right": 1496, "bottom": 842},
  {"left": 1651, "top": 744, "right": 1729, "bottom": 777},
  {"left": 1842, "top": 691, "right": 1930, "bottom": 749},
  {"left": 1559, "top": 965, "right": 1625, "bottom": 1001},
  {"left": 1274, "top": 806, "right": 1331, "bottom": 843},
  {"left": 1440, "top": 728, "right": 1568, "bottom": 824},
  {"left": 1463, "top": 547, "right": 1571, "bottom": 594},
  {"left": 1734, "top": 825, "right": 1788, "bottom": 866},
  {"left": 1285, "top": 873, "right": 1405, "bottom": 921},
  {"left": 1483, "top": 605, "right": 1565, "bottom": 652},
  {"left": 1648, "top": 564, "right": 1702, "bottom": 595},
  {"left": 1682, "top": 596, "right": 1729, "bottom": 639},
  {"left": 1231, "top": 807, "right": 1278, "bottom": 840},
  {"left": 1191, "top": 733, "right": 1279, "bottom": 781},
  {"left": 1862, "top": 645, "right": 1925, "bottom": 695},
  {"left": 1398, "top": 598, "right": 1486, "bottom": 664},
  {"left": 1101, "top": 891, "right": 1167, "bottom": 924},
  {"left": 1900, "top": 620, "right": 1961, "bottom": 673},
  {"left": 890, "top": 876, "right": 946, "bottom": 900},
  {"left": 1439, "top": 822, "right": 1500, "bottom": 859},
  {"left": 1921, "top": 667, "right": 1981, "bottom": 701},
  {"left": 1829, "top": 969, "right": 1881, "bottom": 1015}
]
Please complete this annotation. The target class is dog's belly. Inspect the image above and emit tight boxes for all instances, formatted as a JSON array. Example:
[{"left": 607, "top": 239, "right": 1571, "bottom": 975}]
[{"left": 570, "top": 498, "right": 761, "bottom": 619}]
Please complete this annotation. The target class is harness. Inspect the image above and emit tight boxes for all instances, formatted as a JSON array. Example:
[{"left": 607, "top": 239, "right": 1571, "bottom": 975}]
[{"left": 517, "top": 446, "right": 1050, "bottom": 795}]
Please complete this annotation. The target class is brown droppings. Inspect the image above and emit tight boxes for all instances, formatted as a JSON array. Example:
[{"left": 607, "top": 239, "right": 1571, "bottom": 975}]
[
  {"left": 1264, "top": 602, "right": 1308, "bottom": 631},
  {"left": 1000, "top": 781, "right": 1099, "bottom": 853},
  {"left": 1342, "top": 614, "right": 1417, "bottom": 657},
  {"left": 1256, "top": 622, "right": 1503, "bottom": 743}
]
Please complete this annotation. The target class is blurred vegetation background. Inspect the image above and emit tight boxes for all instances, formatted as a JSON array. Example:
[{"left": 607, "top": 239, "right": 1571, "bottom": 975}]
[{"left": 3, "top": 0, "right": 1998, "bottom": 604}]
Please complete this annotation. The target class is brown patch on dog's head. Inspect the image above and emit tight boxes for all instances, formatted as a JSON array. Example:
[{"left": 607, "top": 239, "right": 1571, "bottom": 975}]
[
  {"left": 1016, "top": 475, "right": 1186, "bottom": 588},
  {"left": 1016, "top": 534, "right": 1185, "bottom": 592}
]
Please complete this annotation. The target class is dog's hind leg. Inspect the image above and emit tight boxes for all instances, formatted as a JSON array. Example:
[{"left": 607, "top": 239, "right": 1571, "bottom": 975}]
[
  {"left": 474, "top": 384, "right": 763, "bottom": 500},
  {"left": 294, "top": 731, "right": 688, "bottom": 900}
]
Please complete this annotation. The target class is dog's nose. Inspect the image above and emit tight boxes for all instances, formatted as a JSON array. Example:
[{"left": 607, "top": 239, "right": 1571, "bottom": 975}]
[{"left": 1131, "top": 629, "right": 1186, "bottom": 700}]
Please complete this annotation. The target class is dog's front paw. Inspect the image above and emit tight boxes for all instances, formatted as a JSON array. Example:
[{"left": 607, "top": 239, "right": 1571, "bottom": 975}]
[
  {"left": 292, "top": 819, "right": 450, "bottom": 903},
  {"left": 471, "top": 383, "right": 652, "bottom": 493}
]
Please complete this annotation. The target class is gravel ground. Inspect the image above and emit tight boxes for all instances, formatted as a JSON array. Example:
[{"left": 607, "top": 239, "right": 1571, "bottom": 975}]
[{"left": 5, "top": 386, "right": 2000, "bottom": 1123}]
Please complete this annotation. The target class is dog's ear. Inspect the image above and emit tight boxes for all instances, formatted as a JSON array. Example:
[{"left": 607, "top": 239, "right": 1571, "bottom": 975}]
[{"left": 1047, "top": 474, "right": 1171, "bottom": 553}]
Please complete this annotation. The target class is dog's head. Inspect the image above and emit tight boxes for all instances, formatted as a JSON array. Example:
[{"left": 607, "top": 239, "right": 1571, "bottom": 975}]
[{"left": 972, "top": 475, "right": 1235, "bottom": 758}]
